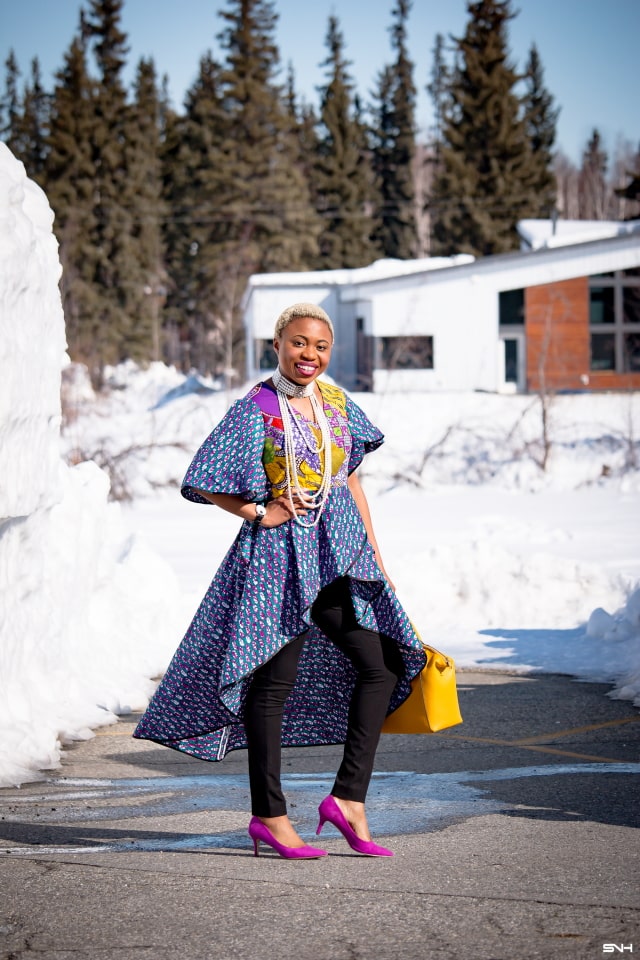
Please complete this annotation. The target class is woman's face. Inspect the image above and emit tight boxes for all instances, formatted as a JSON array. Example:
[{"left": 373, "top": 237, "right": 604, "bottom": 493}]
[{"left": 274, "top": 317, "right": 333, "bottom": 384}]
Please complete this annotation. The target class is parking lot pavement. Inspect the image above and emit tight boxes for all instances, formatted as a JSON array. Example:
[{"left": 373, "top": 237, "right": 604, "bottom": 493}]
[{"left": 1, "top": 670, "right": 638, "bottom": 960}]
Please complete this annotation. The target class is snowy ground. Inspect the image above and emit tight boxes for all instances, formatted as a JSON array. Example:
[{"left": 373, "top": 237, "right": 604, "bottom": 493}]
[{"left": 65, "top": 359, "right": 640, "bottom": 711}]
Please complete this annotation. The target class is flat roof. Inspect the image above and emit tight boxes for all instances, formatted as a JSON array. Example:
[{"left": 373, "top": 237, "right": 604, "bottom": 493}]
[{"left": 246, "top": 226, "right": 640, "bottom": 300}]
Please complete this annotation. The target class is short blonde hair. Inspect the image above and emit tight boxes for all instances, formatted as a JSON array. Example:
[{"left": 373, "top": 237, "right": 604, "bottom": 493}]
[{"left": 274, "top": 302, "right": 334, "bottom": 342}]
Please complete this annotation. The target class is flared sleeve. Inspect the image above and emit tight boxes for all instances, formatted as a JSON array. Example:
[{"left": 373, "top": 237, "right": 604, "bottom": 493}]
[
  {"left": 181, "top": 396, "right": 269, "bottom": 504},
  {"left": 346, "top": 395, "right": 384, "bottom": 473}
]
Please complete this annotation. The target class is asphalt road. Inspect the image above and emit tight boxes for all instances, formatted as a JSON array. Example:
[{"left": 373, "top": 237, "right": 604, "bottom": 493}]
[{"left": 1, "top": 670, "right": 638, "bottom": 960}]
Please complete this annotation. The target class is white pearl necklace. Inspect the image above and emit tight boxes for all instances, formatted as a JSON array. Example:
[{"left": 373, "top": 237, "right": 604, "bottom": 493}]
[
  {"left": 273, "top": 367, "right": 315, "bottom": 398},
  {"left": 275, "top": 385, "right": 333, "bottom": 528}
]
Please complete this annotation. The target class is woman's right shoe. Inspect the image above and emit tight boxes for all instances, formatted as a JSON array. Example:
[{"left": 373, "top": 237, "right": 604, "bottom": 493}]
[
  {"left": 316, "top": 795, "right": 394, "bottom": 857},
  {"left": 248, "top": 816, "right": 328, "bottom": 859}
]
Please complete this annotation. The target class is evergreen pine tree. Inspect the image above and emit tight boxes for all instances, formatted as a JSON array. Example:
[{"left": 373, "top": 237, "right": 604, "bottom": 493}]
[
  {"left": 85, "top": 0, "right": 137, "bottom": 374},
  {"left": 11, "top": 57, "right": 49, "bottom": 184},
  {"left": 217, "top": 0, "right": 320, "bottom": 271},
  {"left": 579, "top": 128, "right": 608, "bottom": 219},
  {"left": 421, "top": 33, "right": 452, "bottom": 254},
  {"left": 1, "top": 50, "right": 21, "bottom": 149},
  {"left": 158, "top": 72, "right": 173, "bottom": 138},
  {"left": 125, "top": 57, "right": 167, "bottom": 361},
  {"left": 430, "top": 0, "right": 537, "bottom": 256},
  {"left": 522, "top": 43, "right": 559, "bottom": 219},
  {"left": 45, "top": 30, "right": 100, "bottom": 369},
  {"left": 161, "top": 52, "right": 230, "bottom": 373},
  {"left": 168, "top": 0, "right": 321, "bottom": 378},
  {"left": 427, "top": 33, "right": 450, "bottom": 170},
  {"left": 284, "top": 66, "right": 322, "bottom": 241},
  {"left": 314, "top": 15, "right": 377, "bottom": 268},
  {"left": 284, "top": 61, "right": 297, "bottom": 121},
  {"left": 371, "top": 0, "right": 417, "bottom": 259},
  {"left": 47, "top": 0, "right": 154, "bottom": 376}
]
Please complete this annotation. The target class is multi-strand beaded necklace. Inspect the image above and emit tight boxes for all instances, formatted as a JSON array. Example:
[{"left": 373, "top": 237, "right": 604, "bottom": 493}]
[{"left": 272, "top": 368, "right": 332, "bottom": 528}]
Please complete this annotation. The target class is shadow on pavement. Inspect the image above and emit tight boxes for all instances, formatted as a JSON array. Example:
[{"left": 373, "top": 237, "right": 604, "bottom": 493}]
[{"left": 466, "top": 772, "right": 639, "bottom": 829}]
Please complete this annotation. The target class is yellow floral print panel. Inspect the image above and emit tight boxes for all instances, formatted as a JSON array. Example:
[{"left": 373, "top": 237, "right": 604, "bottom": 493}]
[
  {"left": 317, "top": 380, "right": 347, "bottom": 416},
  {"left": 263, "top": 433, "right": 346, "bottom": 499}
]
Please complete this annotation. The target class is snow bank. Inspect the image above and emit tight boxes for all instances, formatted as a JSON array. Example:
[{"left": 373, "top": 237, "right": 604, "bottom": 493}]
[
  {"left": 0, "top": 144, "right": 182, "bottom": 787},
  {"left": 586, "top": 589, "right": 640, "bottom": 707}
]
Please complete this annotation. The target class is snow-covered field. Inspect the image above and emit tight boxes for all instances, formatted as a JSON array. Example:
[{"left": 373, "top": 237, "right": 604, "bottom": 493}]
[{"left": 1, "top": 141, "right": 639, "bottom": 790}]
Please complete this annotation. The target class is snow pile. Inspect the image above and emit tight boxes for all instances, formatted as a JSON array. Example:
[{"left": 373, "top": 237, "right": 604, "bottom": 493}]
[
  {"left": 62, "top": 360, "right": 220, "bottom": 500},
  {"left": 586, "top": 590, "right": 640, "bottom": 706},
  {"left": 0, "top": 144, "right": 182, "bottom": 788}
]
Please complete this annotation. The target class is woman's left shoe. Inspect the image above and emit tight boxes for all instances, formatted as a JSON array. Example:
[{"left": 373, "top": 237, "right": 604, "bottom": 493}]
[{"left": 316, "top": 795, "right": 394, "bottom": 857}]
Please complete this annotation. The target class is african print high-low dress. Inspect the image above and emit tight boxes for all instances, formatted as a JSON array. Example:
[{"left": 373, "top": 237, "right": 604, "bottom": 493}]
[{"left": 133, "top": 379, "right": 426, "bottom": 761}]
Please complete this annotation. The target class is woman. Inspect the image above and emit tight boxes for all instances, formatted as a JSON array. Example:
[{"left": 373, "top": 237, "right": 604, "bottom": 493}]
[{"left": 134, "top": 303, "right": 425, "bottom": 859}]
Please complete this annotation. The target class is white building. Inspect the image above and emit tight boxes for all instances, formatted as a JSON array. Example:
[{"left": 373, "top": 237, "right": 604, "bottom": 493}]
[{"left": 243, "top": 220, "right": 640, "bottom": 394}]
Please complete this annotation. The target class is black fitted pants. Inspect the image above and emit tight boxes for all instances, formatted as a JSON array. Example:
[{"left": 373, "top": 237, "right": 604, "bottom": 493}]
[{"left": 244, "top": 576, "right": 404, "bottom": 818}]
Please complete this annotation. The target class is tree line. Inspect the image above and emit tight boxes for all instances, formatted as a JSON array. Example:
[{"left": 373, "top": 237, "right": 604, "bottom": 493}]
[{"left": 1, "top": 0, "right": 638, "bottom": 382}]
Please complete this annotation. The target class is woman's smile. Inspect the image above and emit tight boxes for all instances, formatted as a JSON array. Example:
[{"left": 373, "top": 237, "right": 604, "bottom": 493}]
[{"left": 294, "top": 362, "right": 318, "bottom": 378}]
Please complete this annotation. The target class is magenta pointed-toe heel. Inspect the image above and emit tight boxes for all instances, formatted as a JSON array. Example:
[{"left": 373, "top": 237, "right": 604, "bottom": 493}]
[
  {"left": 247, "top": 817, "right": 328, "bottom": 859},
  {"left": 316, "top": 795, "right": 394, "bottom": 857}
]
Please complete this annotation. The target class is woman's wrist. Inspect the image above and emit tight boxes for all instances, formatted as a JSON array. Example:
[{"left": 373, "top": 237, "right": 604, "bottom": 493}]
[{"left": 253, "top": 500, "right": 277, "bottom": 528}]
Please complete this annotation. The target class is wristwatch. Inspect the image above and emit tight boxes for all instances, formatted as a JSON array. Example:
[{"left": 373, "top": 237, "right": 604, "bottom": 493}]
[{"left": 254, "top": 503, "right": 267, "bottom": 525}]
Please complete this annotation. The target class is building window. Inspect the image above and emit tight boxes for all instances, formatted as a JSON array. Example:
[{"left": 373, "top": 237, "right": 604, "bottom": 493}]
[
  {"left": 499, "top": 288, "right": 524, "bottom": 325},
  {"left": 623, "top": 284, "right": 640, "bottom": 326},
  {"left": 589, "top": 269, "right": 640, "bottom": 373},
  {"left": 504, "top": 338, "right": 519, "bottom": 382},
  {"left": 624, "top": 332, "right": 640, "bottom": 372},
  {"left": 379, "top": 336, "right": 434, "bottom": 370},
  {"left": 590, "top": 333, "right": 616, "bottom": 371},
  {"left": 589, "top": 286, "right": 615, "bottom": 324},
  {"left": 255, "top": 339, "right": 277, "bottom": 371}
]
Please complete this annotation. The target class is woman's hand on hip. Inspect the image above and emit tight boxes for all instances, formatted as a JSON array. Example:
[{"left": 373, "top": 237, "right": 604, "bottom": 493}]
[{"left": 260, "top": 496, "right": 306, "bottom": 528}]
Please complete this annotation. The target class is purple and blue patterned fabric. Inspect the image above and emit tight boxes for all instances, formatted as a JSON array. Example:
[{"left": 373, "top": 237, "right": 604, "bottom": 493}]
[{"left": 133, "top": 381, "right": 426, "bottom": 761}]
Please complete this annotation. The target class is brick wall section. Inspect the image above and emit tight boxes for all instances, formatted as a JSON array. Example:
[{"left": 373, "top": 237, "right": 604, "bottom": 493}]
[
  {"left": 525, "top": 276, "right": 640, "bottom": 391},
  {"left": 525, "top": 277, "right": 590, "bottom": 392},
  {"left": 586, "top": 370, "right": 640, "bottom": 389}
]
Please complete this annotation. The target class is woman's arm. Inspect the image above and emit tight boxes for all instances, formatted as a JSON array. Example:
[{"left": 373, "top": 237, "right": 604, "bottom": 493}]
[
  {"left": 347, "top": 471, "right": 395, "bottom": 591},
  {"left": 197, "top": 491, "right": 300, "bottom": 529}
]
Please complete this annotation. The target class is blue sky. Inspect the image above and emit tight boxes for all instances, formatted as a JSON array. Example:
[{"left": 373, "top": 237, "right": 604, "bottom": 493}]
[{"left": 1, "top": 0, "right": 638, "bottom": 164}]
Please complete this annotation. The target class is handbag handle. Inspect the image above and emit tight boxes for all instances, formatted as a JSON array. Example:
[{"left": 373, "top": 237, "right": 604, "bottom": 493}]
[
  {"left": 421, "top": 642, "right": 454, "bottom": 668},
  {"left": 410, "top": 622, "right": 455, "bottom": 668}
]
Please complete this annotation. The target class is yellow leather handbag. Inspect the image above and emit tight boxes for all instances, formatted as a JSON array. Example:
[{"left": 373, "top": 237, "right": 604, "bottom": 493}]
[{"left": 382, "top": 643, "right": 463, "bottom": 734}]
